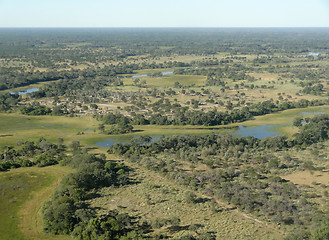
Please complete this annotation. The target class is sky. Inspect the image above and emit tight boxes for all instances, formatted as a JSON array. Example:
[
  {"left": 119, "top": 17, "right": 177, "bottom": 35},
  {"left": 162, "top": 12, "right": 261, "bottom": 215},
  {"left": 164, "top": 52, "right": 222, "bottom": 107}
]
[{"left": 0, "top": 0, "right": 329, "bottom": 28}]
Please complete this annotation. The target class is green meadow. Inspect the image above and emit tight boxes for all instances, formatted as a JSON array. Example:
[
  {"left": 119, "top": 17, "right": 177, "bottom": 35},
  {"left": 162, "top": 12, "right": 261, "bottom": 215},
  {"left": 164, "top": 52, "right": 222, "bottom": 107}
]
[
  {"left": 0, "top": 166, "right": 72, "bottom": 240},
  {"left": 0, "top": 113, "right": 99, "bottom": 147}
]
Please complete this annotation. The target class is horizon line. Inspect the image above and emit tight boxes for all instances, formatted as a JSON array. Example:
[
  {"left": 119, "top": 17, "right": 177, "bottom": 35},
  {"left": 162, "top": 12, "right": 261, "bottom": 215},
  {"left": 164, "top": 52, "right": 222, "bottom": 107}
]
[{"left": 1, "top": 26, "right": 329, "bottom": 29}]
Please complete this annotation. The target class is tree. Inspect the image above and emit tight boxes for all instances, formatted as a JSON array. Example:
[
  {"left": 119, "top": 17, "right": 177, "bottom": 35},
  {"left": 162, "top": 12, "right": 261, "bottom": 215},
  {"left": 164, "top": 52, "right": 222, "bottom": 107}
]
[
  {"left": 311, "top": 225, "right": 329, "bottom": 240},
  {"left": 98, "top": 123, "right": 105, "bottom": 132},
  {"left": 70, "top": 140, "right": 81, "bottom": 152},
  {"left": 133, "top": 78, "right": 140, "bottom": 86},
  {"left": 293, "top": 117, "right": 303, "bottom": 127},
  {"left": 90, "top": 104, "right": 98, "bottom": 110}
]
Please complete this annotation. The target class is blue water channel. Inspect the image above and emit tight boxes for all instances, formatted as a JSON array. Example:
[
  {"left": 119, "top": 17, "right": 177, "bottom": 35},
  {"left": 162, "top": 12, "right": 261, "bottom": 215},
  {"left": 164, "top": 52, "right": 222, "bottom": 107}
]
[{"left": 10, "top": 88, "right": 39, "bottom": 95}]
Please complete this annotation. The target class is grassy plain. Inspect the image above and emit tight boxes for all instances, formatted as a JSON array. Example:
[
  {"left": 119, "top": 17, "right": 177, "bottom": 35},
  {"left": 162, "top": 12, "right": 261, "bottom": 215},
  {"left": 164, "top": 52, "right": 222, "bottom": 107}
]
[
  {"left": 113, "top": 73, "right": 206, "bottom": 90},
  {"left": 0, "top": 113, "right": 99, "bottom": 147},
  {"left": 0, "top": 166, "right": 72, "bottom": 240}
]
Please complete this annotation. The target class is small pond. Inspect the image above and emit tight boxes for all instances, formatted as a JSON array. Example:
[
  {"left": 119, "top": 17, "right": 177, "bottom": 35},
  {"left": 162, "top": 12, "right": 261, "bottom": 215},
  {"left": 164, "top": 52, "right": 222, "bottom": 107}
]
[{"left": 10, "top": 88, "right": 39, "bottom": 95}]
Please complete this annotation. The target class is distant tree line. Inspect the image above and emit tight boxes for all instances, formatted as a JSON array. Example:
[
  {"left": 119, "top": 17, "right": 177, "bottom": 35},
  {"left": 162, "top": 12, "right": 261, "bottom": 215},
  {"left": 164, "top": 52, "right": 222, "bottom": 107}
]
[{"left": 96, "top": 98, "right": 329, "bottom": 127}]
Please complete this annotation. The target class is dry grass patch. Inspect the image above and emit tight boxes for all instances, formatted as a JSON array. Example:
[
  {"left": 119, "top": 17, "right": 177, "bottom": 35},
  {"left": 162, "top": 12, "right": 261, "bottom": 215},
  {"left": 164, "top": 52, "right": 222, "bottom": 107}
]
[{"left": 282, "top": 170, "right": 329, "bottom": 186}]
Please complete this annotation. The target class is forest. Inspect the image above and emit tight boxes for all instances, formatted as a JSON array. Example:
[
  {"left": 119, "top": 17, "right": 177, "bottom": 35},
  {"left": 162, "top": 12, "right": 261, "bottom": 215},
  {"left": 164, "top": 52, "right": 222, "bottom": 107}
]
[{"left": 1, "top": 28, "right": 329, "bottom": 239}]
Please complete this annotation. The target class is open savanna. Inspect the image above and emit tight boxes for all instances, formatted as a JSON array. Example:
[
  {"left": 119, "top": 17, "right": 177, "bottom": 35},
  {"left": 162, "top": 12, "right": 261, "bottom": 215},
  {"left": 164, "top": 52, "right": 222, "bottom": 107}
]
[
  {"left": 89, "top": 151, "right": 284, "bottom": 240},
  {"left": 278, "top": 141, "right": 329, "bottom": 212},
  {"left": 0, "top": 165, "right": 72, "bottom": 240},
  {"left": 283, "top": 170, "right": 329, "bottom": 187}
]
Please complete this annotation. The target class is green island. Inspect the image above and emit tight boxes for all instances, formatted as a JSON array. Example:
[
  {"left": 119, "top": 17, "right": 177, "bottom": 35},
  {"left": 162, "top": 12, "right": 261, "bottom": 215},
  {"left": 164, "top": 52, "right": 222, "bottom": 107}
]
[{"left": 1, "top": 28, "right": 329, "bottom": 239}]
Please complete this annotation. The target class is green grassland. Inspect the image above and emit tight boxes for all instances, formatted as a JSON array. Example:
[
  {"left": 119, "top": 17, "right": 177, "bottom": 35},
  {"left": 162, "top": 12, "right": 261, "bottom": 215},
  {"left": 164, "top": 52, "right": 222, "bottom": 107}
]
[
  {"left": 0, "top": 113, "right": 99, "bottom": 147},
  {"left": 137, "top": 74, "right": 206, "bottom": 88},
  {"left": 111, "top": 74, "right": 206, "bottom": 90},
  {"left": 0, "top": 166, "right": 72, "bottom": 240}
]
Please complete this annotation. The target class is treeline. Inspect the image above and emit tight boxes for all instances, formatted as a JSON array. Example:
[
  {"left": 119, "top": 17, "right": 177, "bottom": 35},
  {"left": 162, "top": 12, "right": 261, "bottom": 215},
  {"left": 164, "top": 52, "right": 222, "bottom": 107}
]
[
  {"left": 0, "top": 93, "right": 19, "bottom": 112},
  {"left": 108, "top": 115, "right": 329, "bottom": 231},
  {"left": 0, "top": 64, "right": 135, "bottom": 91},
  {"left": 42, "top": 151, "right": 145, "bottom": 239},
  {"left": 19, "top": 102, "right": 73, "bottom": 116},
  {"left": 97, "top": 98, "right": 329, "bottom": 127},
  {"left": 1, "top": 29, "right": 329, "bottom": 63},
  {"left": 0, "top": 138, "right": 66, "bottom": 171},
  {"left": 97, "top": 113, "right": 134, "bottom": 135},
  {"left": 0, "top": 59, "right": 190, "bottom": 91},
  {"left": 0, "top": 69, "right": 69, "bottom": 91}
]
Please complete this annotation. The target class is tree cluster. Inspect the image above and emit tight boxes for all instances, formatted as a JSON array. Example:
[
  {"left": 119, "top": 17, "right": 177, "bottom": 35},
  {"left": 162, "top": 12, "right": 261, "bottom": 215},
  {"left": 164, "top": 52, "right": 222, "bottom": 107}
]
[
  {"left": 42, "top": 151, "right": 140, "bottom": 239},
  {"left": 0, "top": 138, "right": 65, "bottom": 171}
]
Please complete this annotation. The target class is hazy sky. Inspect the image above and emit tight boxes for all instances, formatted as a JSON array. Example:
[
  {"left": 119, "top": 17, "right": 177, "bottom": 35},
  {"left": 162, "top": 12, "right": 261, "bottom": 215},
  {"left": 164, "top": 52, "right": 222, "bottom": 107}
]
[{"left": 0, "top": 0, "right": 329, "bottom": 28}]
